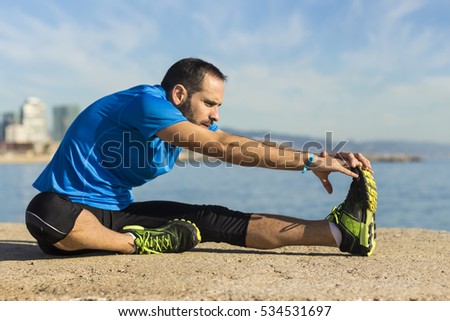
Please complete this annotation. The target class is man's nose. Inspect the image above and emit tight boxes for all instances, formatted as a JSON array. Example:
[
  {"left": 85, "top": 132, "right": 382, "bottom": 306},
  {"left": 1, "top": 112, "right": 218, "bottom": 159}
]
[{"left": 210, "top": 106, "right": 220, "bottom": 122}]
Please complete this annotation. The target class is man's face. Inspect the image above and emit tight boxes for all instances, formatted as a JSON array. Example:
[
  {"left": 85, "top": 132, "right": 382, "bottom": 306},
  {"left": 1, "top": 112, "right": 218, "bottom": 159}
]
[{"left": 178, "top": 74, "right": 224, "bottom": 129}]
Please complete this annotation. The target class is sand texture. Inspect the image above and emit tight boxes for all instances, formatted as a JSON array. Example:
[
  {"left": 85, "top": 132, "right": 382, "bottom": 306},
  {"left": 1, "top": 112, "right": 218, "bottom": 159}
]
[{"left": 1, "top": 223, "right": 449, "bottom": 301}]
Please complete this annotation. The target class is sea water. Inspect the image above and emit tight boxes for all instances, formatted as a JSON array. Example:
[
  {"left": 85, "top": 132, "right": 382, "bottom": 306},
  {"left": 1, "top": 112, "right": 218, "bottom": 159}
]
[{"left": 1, "top": 159, "right": 449, "bottom": 231}]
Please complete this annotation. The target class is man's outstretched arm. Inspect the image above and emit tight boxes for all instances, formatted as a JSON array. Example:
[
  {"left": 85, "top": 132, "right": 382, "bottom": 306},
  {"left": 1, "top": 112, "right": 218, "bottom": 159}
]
[
  {"left": 156, "top": 121, "right": 368, "bottom": 182},
  {"left": 157, "top": 121, "right": 315, "bottom": 169}
]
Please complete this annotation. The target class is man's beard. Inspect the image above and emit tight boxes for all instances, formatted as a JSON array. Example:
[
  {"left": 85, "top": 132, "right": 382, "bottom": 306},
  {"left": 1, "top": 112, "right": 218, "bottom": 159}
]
[
  {"left": 178, "top": 99, "right": 196, "bottom": 124},
  {"left": 177, "top": 98, "right": 212, "bottom": 128}
]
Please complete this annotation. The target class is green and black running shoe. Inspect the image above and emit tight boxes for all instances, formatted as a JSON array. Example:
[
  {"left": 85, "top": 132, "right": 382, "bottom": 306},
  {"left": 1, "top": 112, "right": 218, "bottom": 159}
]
[
  {"left": 326, "top": 166, "right": 377, "bottom": 256},
  {"left": 122, "top": 219, "right": 201, "bottom": 254}
]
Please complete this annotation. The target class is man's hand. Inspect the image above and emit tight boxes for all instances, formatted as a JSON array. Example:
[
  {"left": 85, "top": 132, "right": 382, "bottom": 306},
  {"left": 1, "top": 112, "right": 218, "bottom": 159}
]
[
  {"left": 311, "top": 151, "right": 373, "bottom": 194},
  {"left": 332, "top": 151, "right": 373, "bottom": 174}
]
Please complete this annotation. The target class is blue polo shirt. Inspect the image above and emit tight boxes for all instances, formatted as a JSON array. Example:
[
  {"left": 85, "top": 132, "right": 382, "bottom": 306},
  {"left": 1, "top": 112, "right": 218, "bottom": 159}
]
[{"left": 33, "top": 84, "right": 218, "bottom": 210}]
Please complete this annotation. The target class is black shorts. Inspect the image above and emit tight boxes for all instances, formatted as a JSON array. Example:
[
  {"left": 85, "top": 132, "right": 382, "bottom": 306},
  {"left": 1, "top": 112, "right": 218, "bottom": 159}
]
[{"left": 25, "top": 192, "right": 251, "bottom": 255}]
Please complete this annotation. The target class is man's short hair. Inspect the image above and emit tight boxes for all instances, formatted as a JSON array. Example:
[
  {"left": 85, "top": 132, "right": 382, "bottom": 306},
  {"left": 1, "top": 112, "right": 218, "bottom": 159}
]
[{"left": 161, "top": 58, "right": 227, "bottom": 95}]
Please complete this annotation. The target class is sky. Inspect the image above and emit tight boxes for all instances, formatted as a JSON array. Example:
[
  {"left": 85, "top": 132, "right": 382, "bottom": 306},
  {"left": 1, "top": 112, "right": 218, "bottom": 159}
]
[{"left": 0, "top": 0, "right": 449, "bottom": 143}]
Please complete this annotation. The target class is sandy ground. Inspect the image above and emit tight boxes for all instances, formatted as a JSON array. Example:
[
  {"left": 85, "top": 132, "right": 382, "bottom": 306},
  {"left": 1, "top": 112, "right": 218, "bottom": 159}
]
[{"left": 0, "top": 223, "right": 449, "bottom": 301}]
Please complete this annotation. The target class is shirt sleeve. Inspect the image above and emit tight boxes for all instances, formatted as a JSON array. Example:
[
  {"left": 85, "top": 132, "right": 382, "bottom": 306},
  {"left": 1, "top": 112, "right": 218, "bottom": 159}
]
[{"left": 121, "top": 93, "right": 187, "bottom": 139}]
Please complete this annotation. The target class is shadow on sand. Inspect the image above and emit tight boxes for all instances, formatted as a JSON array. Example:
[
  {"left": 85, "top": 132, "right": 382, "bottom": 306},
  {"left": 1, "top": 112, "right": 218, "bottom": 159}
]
[{"left": 0, "top": 240, "right": 346, "bottom": 261}]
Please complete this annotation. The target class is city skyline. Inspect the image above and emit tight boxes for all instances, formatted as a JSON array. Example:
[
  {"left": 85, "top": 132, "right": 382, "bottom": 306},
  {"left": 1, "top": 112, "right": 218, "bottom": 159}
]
[
  {"left": 1, "top": 97, "right": 80, "bottom": 142},
  {"left": 1, "top": 1, "right": 449, "bottom": 143}
]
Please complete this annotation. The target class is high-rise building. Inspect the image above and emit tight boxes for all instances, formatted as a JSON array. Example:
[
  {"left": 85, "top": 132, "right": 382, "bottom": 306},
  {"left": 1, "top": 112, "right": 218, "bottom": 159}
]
[
  {"left": 52, "top": 105, "right": 80, "bottom": 141},
  {"left": 21, "top": 97, "right": 51, "bottom": 143},
  {"left": 1, "top": 112, "right": 16, "bottom": 141}
]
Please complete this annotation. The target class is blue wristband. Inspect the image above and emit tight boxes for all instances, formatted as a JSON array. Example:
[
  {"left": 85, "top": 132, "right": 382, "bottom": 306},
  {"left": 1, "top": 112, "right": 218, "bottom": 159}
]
[{"left": 301, "top": 153, "right": 315, "bottom": 174}]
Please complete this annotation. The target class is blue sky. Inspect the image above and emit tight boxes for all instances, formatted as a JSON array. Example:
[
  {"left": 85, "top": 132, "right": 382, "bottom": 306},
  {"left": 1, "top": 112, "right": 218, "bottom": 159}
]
[{"left": 1, "top": 0, "right": 449, "bottom": 143}]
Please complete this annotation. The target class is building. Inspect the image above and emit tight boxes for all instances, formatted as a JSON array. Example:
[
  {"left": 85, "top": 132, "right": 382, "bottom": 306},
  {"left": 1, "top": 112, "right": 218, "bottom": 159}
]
[
  {"left": 21, "top": 97, "right": 51, "bottom": 143},
  {"left": 3, "top": 97, "right": 51, "bottom": 154},
  {"left": 52, "top": 105, "right": 80, "bottom": 141},
  {"left": 1, "top": 112, "right": 16, "bottom": 141},
  {"left": 4, "top": 123, "right": 27, "bottom": 143}
]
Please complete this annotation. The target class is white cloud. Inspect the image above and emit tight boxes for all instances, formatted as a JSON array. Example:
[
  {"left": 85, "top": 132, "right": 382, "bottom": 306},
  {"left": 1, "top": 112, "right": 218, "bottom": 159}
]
[
  {"left": 0, "top": 0, "right": 449, "bottom": 143},
  {"left": 0, "top": 1, "right": 163, "bottom": 109},
  {"left": 384, "top": 0, "right": 425, "bottom": 22},
  {"left": 340, "top": 0, "right": 449, "bottom": 75},
  {"left": 188, "top": 2, "right": 306, "bottom": 58},
  {"left": 219, "top": 12, "right": 305, "bottom": 54}
]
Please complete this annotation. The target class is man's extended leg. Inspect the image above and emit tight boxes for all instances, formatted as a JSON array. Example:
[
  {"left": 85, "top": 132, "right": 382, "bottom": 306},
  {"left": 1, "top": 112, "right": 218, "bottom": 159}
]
[
  {"left": 119, "top": 201, "right": 338, "bottom": 251},
  {"left": 246, "top": 167, "right": 378, "bottom": 255},
  {"left": 57, "top": 210, "right": 335, "bottom": 253},
  {"left": 245, "top": 214, "right": 336, "bottom": 249}
]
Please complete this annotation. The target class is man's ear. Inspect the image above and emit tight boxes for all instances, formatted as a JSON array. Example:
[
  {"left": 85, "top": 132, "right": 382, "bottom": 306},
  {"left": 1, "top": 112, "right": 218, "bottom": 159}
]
[{"left": 171, "top": 84, "right": 188, "bottom": 106}]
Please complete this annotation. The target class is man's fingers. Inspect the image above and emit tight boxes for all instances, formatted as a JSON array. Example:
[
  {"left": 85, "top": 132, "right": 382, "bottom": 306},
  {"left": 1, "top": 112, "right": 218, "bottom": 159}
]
[
  {"left": 345, "top": 152, "right": 363, "bottom": 168},
  {"left": 341, "top": 166, "right": 359, "bottom": 179},
  {"left": 353, "top": 152, "right": 373, "bottom": 172},
  {"left": 313, "top": 170, "right": 334, "bottom": 194},
  {"left": 334, "top": 152, "right": 374, "bottom": 173},
  {"left": 321, "top": 178, "right": 333, "bottom": 194}
]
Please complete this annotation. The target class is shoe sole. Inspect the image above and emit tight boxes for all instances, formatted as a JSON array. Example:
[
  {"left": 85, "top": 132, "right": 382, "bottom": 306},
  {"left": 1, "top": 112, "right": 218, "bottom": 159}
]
[{"left": 355, "top": 167, "right": 378, "bottom": 256}]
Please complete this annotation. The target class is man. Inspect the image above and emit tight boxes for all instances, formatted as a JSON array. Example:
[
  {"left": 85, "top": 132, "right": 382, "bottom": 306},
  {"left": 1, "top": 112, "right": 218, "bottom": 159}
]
[{"left": 26, "top": 58, "right": 377, "bottom": 257}]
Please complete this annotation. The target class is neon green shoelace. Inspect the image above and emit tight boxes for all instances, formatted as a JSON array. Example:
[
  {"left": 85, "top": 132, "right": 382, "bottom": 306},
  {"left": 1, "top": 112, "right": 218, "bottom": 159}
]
[
  {"left": 329, "top": 207, "right": 341, "bottom": 224},
  {"left": 137, "top": 231, "right": 174, "bottom": 254}
]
